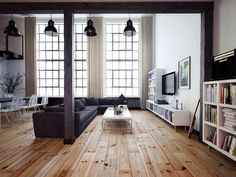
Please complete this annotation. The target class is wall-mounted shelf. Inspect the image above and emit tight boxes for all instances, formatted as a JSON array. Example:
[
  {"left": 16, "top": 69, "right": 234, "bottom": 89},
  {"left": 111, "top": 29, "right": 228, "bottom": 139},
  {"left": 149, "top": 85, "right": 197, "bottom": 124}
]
[{"left": 0, "top": 35, "right": 24, "bottom": 61}]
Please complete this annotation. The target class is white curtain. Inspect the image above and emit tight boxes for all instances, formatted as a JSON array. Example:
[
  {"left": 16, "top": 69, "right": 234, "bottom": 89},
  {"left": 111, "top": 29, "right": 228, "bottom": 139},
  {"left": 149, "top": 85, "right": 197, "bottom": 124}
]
[
  {"left": 25, "top": 17, "right": 36, "bottom": 96},
  {"left": 140, "top": 16, "right": 153, "bottom": 109},
  {"left": 87, "top": 17, "right": 104, "bottom": 97}
]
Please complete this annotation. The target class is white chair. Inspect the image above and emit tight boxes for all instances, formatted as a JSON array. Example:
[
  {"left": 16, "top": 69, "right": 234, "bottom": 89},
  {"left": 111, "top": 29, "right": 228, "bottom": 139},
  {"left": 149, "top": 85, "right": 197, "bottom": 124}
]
[
  {"left": 36, "top": 96, "right": 48, "bottom": 110},
  {"left": 0, "top": 96, "right": 24, "bottom": 125},
  {"left": 0, "top": 103, "right": 11, "bottom": 127},
  {"left": 21, "top": 95, "right": 38, "bottom": 119}
]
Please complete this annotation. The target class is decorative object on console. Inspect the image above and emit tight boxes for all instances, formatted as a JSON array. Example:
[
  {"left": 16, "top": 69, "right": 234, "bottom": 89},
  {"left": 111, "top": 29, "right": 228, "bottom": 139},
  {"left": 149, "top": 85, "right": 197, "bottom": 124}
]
[
  {"left": 178, "top": 56, "right": 191, "bottom": 89},
  {"left": 176, "top": 100, "right": 179, "bottom": 109}
]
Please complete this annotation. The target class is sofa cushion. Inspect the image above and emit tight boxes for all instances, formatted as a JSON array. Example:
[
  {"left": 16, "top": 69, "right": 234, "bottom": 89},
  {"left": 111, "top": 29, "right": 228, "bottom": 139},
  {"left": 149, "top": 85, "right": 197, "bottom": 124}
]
[
  {"left": 75, "top": 100, "right": 85, "bottom": 111},
  {"left": 113, "top": 98, "right": 124, "bottom": 105},
  {"left": 79, "top": 110, "right": 96, "bottom": 125},
  {"left": 98, "top": 105, "right": 113, "bottom": 114},
  {"left": 85, "top": 105, "right": 98, "bottom": 112},
  {"left": 98, "top": 98, "right": 114, "bottom": 105},
  {"left": 84, "top": 97, "right": 98, "bottom": 106},
  {"left": 44, "top": 106, "right": 64, "bottom": 112}
]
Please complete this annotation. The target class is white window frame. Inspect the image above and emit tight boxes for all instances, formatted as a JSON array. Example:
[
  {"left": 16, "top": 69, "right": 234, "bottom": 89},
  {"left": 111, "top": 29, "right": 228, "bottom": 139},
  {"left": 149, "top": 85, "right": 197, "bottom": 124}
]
[
  {"left": 103, "top": 18, "right": 141, "bottom": 97},
  {"left": 36, "top": 18, "right": 88, "bottom": 97}
]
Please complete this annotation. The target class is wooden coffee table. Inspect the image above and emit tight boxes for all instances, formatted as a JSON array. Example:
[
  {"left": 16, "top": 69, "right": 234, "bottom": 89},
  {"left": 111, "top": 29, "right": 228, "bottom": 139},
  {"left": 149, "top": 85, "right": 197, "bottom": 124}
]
[{"left": 102, "top": 107, "right": 132, "bottom": 133}]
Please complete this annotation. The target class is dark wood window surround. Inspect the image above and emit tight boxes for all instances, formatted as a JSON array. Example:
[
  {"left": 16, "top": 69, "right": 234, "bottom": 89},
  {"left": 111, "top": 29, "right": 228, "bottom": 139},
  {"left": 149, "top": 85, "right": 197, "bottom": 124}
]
[{"left": 0, "top": 1, "right": 214, "bottom": 144}]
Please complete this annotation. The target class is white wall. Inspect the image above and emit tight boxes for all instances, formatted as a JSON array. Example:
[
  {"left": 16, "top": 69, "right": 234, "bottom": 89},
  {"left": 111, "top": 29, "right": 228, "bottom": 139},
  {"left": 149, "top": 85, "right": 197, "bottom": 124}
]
[
  {"left": 214, "top": 0, "right": 236, "bottom": 55},
  {"left": 154, "top": 14, "right": 201, "bottom": 130},
  {"left": 0, "top": 15, "right": 25, "bottom": 96}
]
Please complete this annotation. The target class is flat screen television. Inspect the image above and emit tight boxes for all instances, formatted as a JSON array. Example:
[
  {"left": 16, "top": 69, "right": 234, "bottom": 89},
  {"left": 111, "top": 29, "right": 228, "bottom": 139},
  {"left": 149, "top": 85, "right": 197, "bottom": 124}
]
[{"left": 162, "top": 72, "right": 176, "bottom": 95}]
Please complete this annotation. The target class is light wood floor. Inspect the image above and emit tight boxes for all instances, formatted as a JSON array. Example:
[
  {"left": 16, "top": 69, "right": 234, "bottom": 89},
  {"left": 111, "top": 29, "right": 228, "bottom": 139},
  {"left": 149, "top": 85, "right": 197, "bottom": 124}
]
[{"left": 0, "top": 110, "right": 235, "bottom": 177}]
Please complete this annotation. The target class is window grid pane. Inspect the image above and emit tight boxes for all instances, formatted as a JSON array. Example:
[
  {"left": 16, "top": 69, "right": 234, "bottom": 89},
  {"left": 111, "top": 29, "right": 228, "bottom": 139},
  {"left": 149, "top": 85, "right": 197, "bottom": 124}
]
[
  {"left": 105, "top": 22, "right": 139, "bottom": 97},
  {"left": 36, "top": 21, "right": 87, "bottom": 97},
  {"left": 74, "top": 23, "right": 87, "bottom": 97}
]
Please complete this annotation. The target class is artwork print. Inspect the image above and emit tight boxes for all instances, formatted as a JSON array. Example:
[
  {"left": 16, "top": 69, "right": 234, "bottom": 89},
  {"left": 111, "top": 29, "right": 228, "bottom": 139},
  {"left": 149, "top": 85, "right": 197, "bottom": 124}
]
[{"left": 178, "top": 56, "right": 191, "bottom": 89}]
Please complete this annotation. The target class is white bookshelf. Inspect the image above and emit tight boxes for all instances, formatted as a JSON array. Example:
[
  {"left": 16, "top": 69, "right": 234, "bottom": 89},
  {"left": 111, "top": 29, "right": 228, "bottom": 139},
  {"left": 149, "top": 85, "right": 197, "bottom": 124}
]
[
  {"left": 203, "top": 79, "right": 236, "bottom": 161},
  {"left": 147, "top": 69, "right": 164, "bottom": 102},
  {"left": 146, "top": 100, "right": 190, "bottom": 130}
]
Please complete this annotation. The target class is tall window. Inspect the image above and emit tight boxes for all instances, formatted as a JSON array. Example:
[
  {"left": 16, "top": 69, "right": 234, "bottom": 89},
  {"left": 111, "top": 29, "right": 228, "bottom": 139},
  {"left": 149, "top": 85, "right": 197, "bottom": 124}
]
[
  {"left": 74, "top": 23, "right": 87, "bottom": 97},
  {"left": 104, "top": 20, "right": 139, "bottom": 97},
  {"left": 36, "top": 20, "right": 87, "bottom": 97},
  {"left": 36, "top": 22, "right": 64, "bottom": 96}
]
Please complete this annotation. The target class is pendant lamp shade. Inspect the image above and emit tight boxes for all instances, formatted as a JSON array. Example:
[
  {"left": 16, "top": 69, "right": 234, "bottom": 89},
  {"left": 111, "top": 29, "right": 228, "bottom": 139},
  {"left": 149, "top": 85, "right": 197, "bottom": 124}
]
[
  {"left": 84, "top": 19, "right": 97, "bottom": 37},
  {"left": 124, "top": 19, "right": 136, "bottom": 37},
  {"left": 4, "top": 19, "right": 21, "bottom": 37},
  {"left": 44, "top": 19, "right": 58, "bottom": 37}
]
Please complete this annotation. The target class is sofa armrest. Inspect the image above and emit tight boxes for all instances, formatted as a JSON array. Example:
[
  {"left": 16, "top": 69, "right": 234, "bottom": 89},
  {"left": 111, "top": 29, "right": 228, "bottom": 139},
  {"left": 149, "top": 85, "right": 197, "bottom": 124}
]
[
  {"left": 74, "top": 112, "right": 81, "bottom": 137},
  {"left": 33, "top": 111, "right": 64, "bottom": 138}
]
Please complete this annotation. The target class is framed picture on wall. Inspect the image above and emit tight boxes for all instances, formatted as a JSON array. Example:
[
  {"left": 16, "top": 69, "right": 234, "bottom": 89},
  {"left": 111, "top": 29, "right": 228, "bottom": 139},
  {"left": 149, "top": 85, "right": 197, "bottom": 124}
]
[{"left": 178, "top": 56, "right": 191, "bottom": 89}]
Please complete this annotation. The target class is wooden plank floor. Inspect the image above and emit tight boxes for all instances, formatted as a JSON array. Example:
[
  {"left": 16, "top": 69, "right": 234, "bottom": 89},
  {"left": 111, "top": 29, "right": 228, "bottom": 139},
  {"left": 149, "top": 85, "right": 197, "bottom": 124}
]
[{"left": 0, "top": 110, "right": 235, "bottom": 177}]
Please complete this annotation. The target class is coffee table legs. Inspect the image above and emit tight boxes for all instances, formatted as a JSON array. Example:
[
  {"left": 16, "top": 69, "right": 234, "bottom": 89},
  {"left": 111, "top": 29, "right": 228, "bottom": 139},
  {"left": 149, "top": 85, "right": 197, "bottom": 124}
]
[{"left": 102, "top": 119, "right": 132, "bottom": 133}]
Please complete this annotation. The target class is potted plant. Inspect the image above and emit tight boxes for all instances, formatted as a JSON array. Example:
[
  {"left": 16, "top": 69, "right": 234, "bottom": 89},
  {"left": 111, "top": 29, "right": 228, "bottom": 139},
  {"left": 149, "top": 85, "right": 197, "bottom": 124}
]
[{"left": 0, "top": 72, "right": 24, "bottom": 95}]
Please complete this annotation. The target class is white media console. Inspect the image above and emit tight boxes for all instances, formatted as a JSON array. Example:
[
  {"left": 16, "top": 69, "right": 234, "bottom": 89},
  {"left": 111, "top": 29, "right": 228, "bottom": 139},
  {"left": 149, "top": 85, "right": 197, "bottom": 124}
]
[
  {"left": 146, "top": 69, "right": 190, "bottom": 130},
  {"left": 146, "top": 100, "right": 190, "bottom": 130}
]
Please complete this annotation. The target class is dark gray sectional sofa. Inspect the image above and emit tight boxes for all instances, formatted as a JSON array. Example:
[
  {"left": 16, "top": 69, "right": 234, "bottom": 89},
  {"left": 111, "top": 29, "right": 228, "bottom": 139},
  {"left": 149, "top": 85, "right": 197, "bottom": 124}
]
[{"left": 32, "top": 96, "right": 127, "bottom": 138}]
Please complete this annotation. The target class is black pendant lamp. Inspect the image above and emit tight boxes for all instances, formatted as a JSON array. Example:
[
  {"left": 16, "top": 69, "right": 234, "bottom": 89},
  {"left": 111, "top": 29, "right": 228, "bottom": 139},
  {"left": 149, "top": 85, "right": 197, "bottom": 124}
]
[
  {"left": 4, "top": 15, "right": 21, "bottom": 37},
  {"left": 124, "top": 16, "right": 136, "bottom": 37},
  {"left": 44, "top": 15, "right": 58, "bottom": 37},
  {"left": 84, "top": 19, "right": 97, "bottom": 37}
]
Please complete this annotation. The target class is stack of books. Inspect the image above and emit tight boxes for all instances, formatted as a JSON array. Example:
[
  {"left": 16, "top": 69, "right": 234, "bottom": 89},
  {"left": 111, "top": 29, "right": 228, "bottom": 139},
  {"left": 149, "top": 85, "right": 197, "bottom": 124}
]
[
  {"left": 205, "top": 105, "right": 217, "bottom": 124},
  {"left": 220, "top": 84, "right": 236, "bottom": 105},
  {"left": 206, "top": 130, "right": 217, "bottom": 145},
  {"left": 206, "top": 84, "right": 217, "bottom": 102},
  {"left": 221, "top": 135, "right": 236, "bottom": 156},
  {"left": 222, "top": 108, "right": 236, "bottom": 131}
]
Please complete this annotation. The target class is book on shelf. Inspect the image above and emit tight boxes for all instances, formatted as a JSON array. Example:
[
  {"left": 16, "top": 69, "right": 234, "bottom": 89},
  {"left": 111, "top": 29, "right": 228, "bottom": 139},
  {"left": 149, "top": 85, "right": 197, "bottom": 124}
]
[
  {"left": 231, "top": 85, "right": 236, "bottom": 105},
  {"left": 220, "top": 84, "right": 236, "bottom": 105},
  {"left": 222, "top": 108, "right": 236, "bottom": 131},
  {"left": 221, "top": 135, "right": 236, "bottom": 153},
  {"left": 205, "top": 105, "right": 217, "bottom": 124},
  {"left": 229, "top": 138, "right": 236, "bottom": 156},
  {"left": 206, "top": 129, "right": 217, "bottom": 144},
  {"left": 206, "top": 84, "right": 217, "bottom": 102}
]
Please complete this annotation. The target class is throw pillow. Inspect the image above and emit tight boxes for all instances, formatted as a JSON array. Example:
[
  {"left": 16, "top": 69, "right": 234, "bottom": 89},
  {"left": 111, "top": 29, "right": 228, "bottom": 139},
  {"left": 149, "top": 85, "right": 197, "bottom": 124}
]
[
  {"left": 119, "top": 94, "right": 126, "bottom": 101},
  {"left": 75, "top": 100, "right": 85, "bottom": 111},
  {"left": 80, "top": 98, "right": 86, "bottom": 105}
]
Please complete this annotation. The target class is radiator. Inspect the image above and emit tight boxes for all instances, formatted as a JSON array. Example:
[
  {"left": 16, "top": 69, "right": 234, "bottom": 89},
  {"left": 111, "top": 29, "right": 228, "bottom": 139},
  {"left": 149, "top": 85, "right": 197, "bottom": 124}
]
[{"left": 127, "top": 98, "right": 140, "bottom": 109}]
